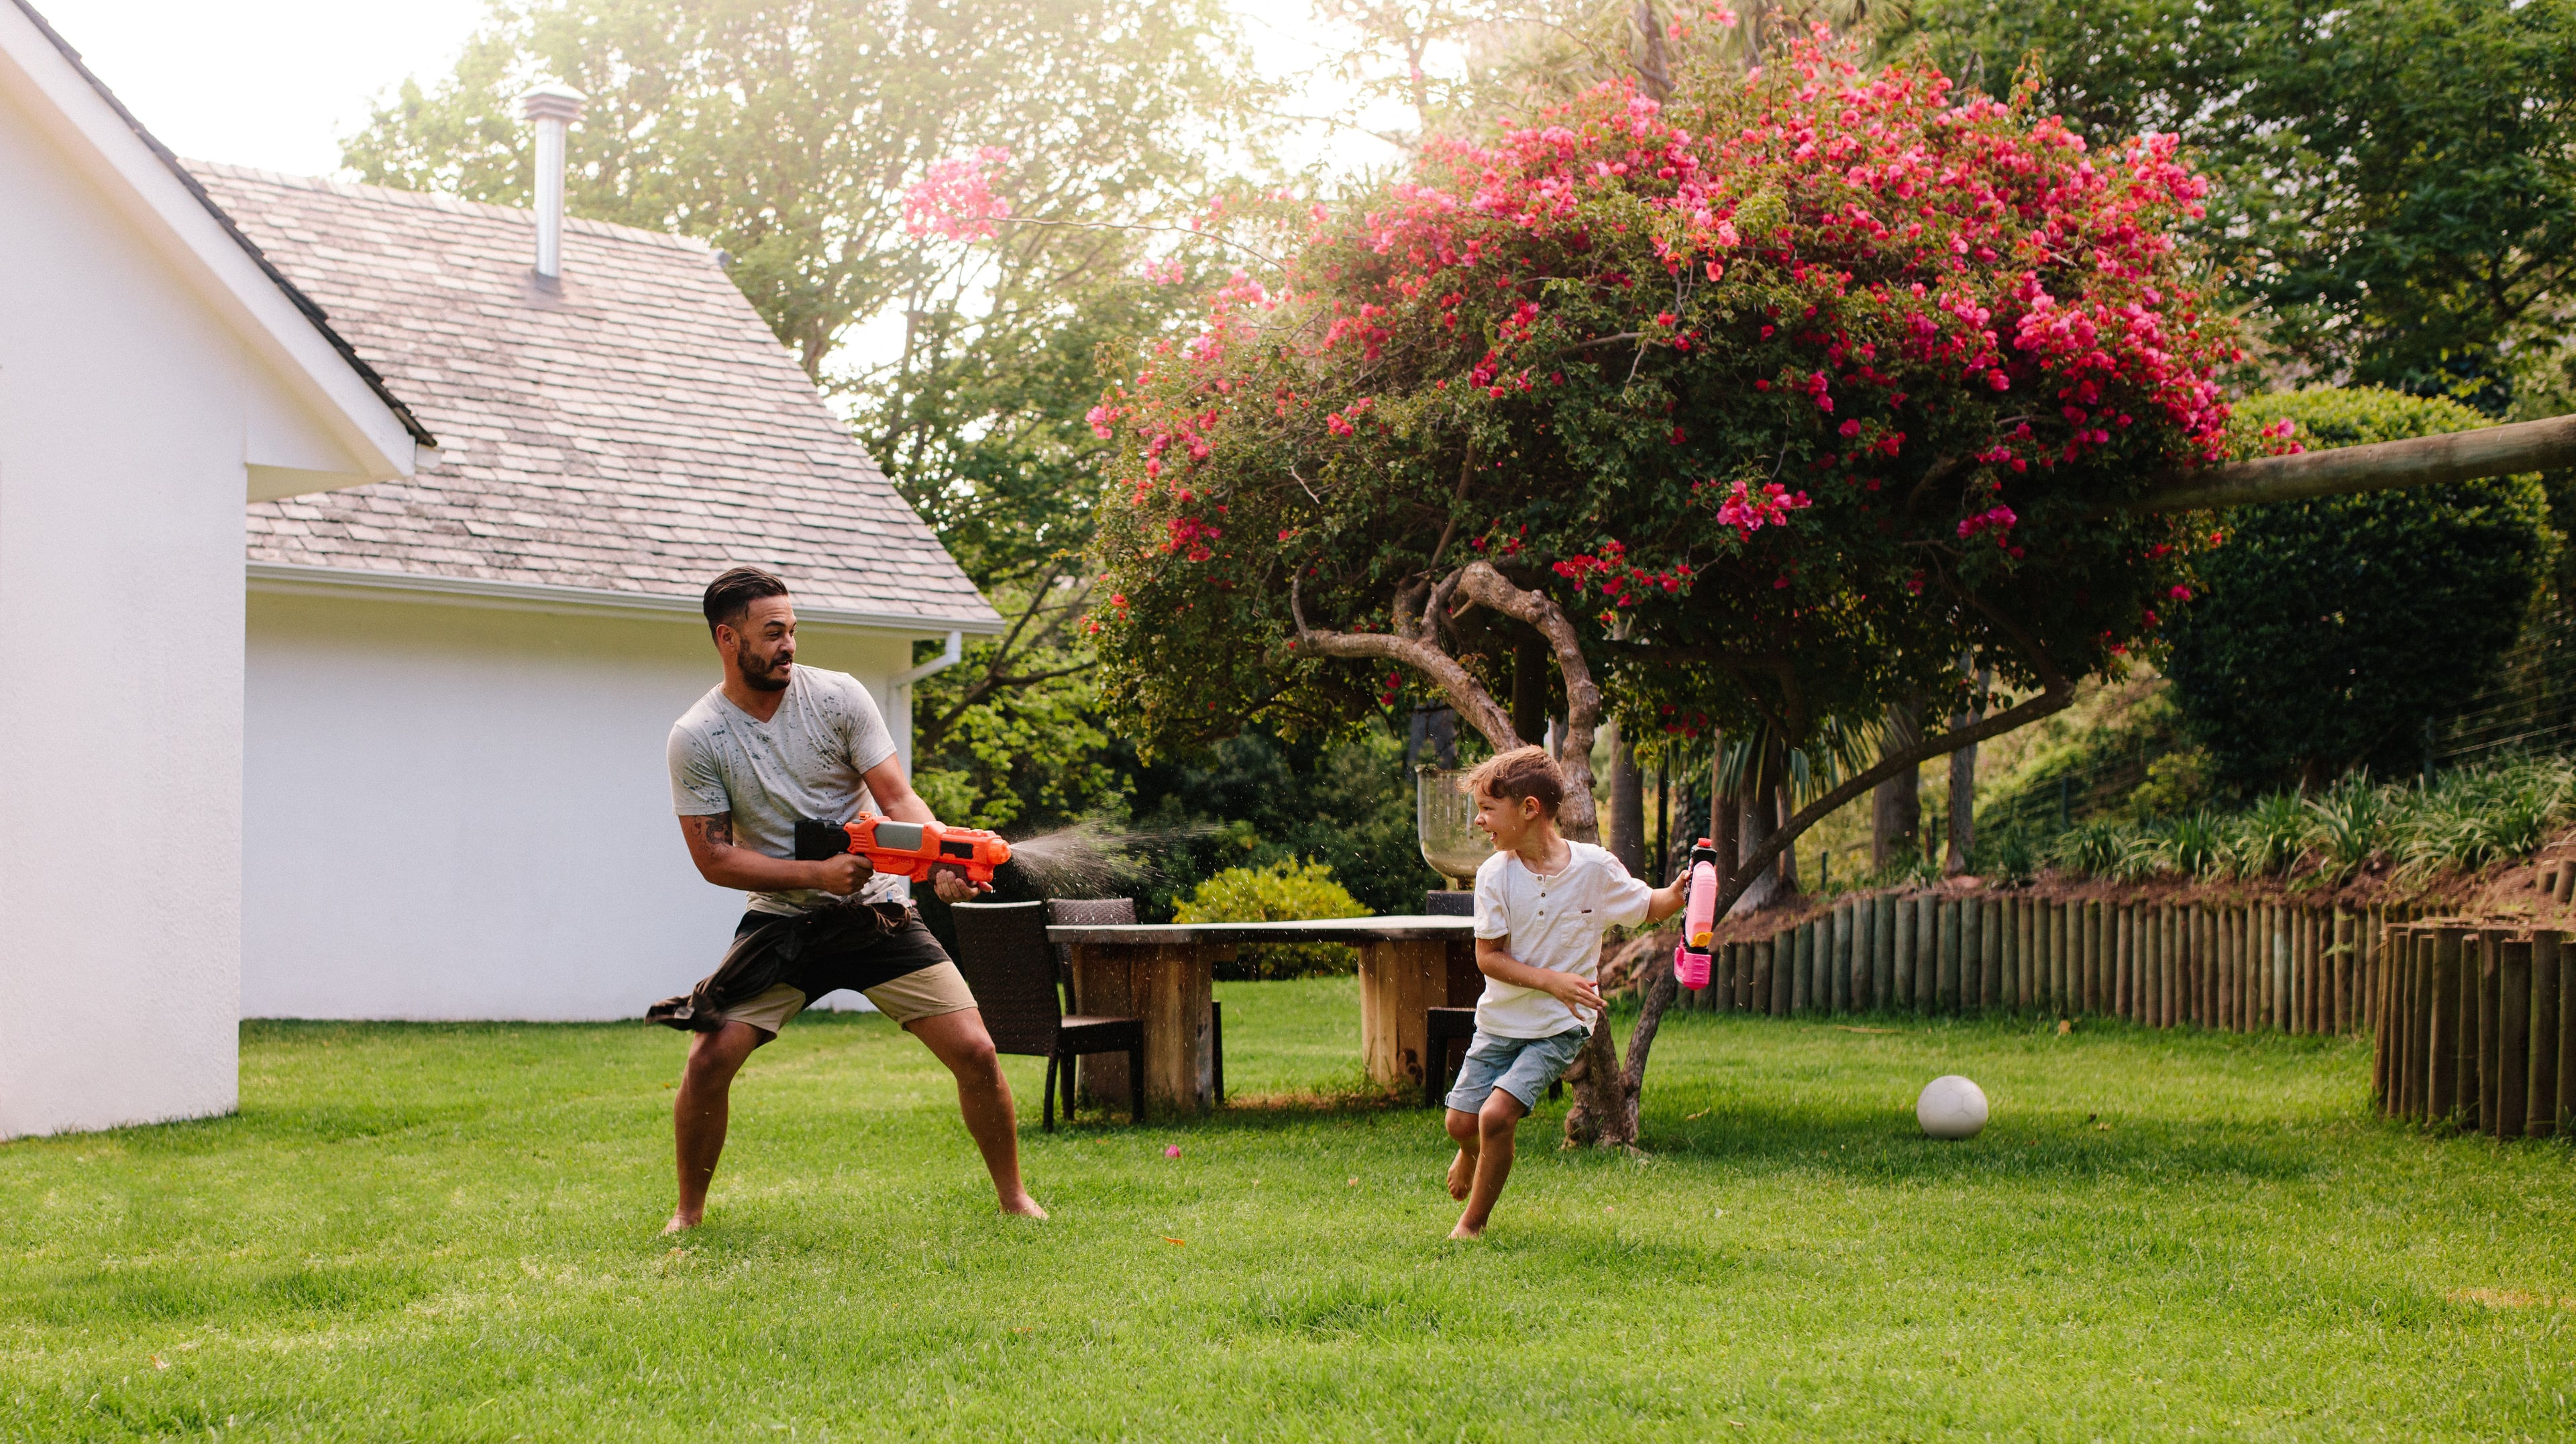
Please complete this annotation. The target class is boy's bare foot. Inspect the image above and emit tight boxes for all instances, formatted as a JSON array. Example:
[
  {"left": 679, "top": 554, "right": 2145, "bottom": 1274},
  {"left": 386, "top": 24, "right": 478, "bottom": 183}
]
[
  {"left": 1448, "top": 1220, "right": 1485, "bottom": 1240},
  {"left": 1446, "top": 1149, "right": 1475, "bottom": 1201},
  {"left": 1000, "top": 1193, "right": 1049, "bottom": 1219},
  {"left": 661, "top": 1212, "right": 701, "bottom": 1235}
]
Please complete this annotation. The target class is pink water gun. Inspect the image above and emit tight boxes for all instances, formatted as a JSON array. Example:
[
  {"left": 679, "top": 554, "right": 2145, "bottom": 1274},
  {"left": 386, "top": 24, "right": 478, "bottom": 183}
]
[{"left": 1672, "top": 838, "right": 1721, "bottom": 990}]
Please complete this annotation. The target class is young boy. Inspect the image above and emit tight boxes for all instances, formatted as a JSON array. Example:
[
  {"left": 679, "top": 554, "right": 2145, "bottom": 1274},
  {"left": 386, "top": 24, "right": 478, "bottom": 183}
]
[{"left": 1444, "top": 745, "right": 1687, "bottom": 1239}]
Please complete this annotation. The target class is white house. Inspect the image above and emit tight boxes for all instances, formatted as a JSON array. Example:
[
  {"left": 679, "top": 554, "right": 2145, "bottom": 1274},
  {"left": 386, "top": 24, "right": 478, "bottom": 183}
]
[
  {"left": 0, "top": 0, "right": 425, "bottom": 1136},
  {"left": 191, "top": 124, "right": 1002, "bottom": 1021}
]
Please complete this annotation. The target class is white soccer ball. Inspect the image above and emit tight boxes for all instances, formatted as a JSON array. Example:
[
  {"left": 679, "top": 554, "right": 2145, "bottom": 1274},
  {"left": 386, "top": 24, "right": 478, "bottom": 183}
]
[{"left": 1916, "top": 1075, "right": 1989, "bottom": 1140}]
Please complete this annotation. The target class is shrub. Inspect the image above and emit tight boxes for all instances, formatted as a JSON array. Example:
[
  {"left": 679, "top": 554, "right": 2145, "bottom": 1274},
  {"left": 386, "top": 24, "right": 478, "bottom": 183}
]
[
  {"left": 1174, "top": 859, "right": 1371, "bottom": 980},
  {"left": 2392, "top": 755, "right": 2576, "bottom": 881},
  {"left": 1974, "top": 828, "right": 2041, "bottom": 884},
  {"left": 2223, "top": 792, "right": 2313, "bottom": 879},
  {"left": 2165, "top": 386, "right": 2556, "bottom": 792},
  {"left": 2129, "top": 748, "right": 2213, "bottom": 821},
  {"left": 2050, "top": 819, "right": 2131, "bottom": 878},
  {"left": 2304, "top": 776, "right": 2389, "bottom": 883},
  {"left": 2153, "top": 811, "right": 2229, "bottom": 878}
]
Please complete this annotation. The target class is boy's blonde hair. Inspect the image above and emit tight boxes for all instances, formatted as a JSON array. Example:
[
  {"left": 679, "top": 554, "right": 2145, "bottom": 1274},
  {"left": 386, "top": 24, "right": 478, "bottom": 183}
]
[{"left": 1464, "top": 745, "right": 1565, "bottom": 817}]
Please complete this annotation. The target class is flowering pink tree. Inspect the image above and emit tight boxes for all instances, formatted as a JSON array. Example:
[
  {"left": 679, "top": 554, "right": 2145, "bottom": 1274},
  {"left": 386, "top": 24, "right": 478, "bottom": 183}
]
[{"left": 1089, "top": 34, "right": 2241, "bottom": 1144}]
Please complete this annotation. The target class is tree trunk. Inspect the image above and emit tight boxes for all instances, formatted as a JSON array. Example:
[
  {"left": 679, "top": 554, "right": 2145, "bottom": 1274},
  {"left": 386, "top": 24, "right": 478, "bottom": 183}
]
[
  {"left": 1946, "top": 664, "right": 1988, "bottom": 875},
  {"left": 1511, "top": 633, "right": 1548, "bottom": 752},
  {"left": 1732, "top": 737, "right": 1790, "bottom": 913},
  {"left": 1872, "top": 704, "right": 1922, "bottom": 873},
  {"left": 1605, "top": 721, "right": 1646, "bottom": 875},
  {"left": 1711, "top": 747, "right": 1738, "bottom": 898},
  {"left": 1776, "top": 781, "right": 1798, "bottom": 892}
]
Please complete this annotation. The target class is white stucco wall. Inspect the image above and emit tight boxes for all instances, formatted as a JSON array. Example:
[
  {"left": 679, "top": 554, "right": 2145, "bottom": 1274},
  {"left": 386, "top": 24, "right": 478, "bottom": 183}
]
[
  {"left": 0, "top": 83, "right": 378, "bottom": 1138},
  {"left": 244, "top": 589, "right": 917, "bottom": 1020}
]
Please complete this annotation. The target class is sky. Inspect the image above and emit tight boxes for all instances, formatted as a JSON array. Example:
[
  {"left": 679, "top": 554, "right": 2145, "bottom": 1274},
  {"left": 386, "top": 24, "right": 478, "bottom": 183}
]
[
  {"left": 30, "top": 0, "right": 493, "bottom": 174},
  {"left": 28, "top": 0, "right": 1405, "bottom": 180}
]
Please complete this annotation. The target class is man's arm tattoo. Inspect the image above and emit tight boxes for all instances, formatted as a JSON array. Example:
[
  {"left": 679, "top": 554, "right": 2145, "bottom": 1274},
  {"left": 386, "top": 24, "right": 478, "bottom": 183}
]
[{"left": 694, "top": 812, "right": 734, "bottom": 849}]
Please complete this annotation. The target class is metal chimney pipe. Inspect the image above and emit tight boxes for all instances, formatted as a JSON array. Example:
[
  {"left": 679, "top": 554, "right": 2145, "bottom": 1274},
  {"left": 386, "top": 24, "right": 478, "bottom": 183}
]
[{"left": 518, "top": 83, "right": 587, "bottom": 279}]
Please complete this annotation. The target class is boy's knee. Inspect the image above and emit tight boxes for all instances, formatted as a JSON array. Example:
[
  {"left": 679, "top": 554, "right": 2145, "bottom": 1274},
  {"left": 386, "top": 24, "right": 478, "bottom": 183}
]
[
  {"left": 1444, "top": 1108, "right": 1479, "bottom": 1143},
  {"left": 1479, "top": 1096, "right": 1524, "bottom": 1137}
]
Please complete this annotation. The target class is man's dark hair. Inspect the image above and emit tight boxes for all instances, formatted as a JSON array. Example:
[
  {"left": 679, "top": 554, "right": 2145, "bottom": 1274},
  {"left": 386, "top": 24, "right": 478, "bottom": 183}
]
[{"left": 703, "top": 566, "right": 789, "bottom": 637}]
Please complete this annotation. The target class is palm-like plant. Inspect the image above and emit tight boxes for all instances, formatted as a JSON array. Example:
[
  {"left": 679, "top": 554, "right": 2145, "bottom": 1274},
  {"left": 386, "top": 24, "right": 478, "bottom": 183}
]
[{"left": 2302, "top": 776, "right": 2387, "bottom": 884}]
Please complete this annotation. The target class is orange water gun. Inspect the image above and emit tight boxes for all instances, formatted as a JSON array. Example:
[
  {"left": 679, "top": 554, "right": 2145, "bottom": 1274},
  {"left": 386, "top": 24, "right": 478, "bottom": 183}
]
[{"left": 792, "top": 814, "right": 1014, "bottom": 885}]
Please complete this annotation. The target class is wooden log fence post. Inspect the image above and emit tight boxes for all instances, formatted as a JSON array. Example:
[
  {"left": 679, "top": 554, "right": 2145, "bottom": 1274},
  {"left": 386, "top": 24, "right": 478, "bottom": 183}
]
[
  {"left": 2165, "top": 903, "right": 2181, "bottom": 1027},
  {"left": 1938, "top": 898, "right": 1962, "bottom": 1015},
  {"left": 2215, "top": 907, "right": 2236, "bottom": 1031},
  {"left": 2396, "top": 928, "right": 2419, "bottom": 1119},
  {"left": 2003, "top": 896, "right": 2022, "bottom": 1012},
  {"left": 2057, "top": 901, "right": 2074, "bottom": 1017},
  {"left": 1874, "top": 892, "right": 1896, "bottom": 1011},
  {"left": 2334, "top": 909, "right": 2354, "bottom": 1035},
  {"left": 2087, "top": 901, "right": 2106, "bottom": 1017},
  {"left": 2371, "top": 924, "right": 2396, "bottom": 1108},
  {"left": 2274, "top": 906, "right": 2293, "bottom": 1033},
  {"left": 1982, "top": 899, "right": 2004, "bottom": 1013},
  {"left": 1826, "top": 905, "right": 1847, "bottom": 1015},
  {"left": 1843, "top": 899, "right": 1866, "bottom": 1015},
  {"left": 1892, "top": 895, "right": 1915, "bottom": 1013},
  {"left": 2500, "top": 934, "right": 2532, "bottom": 1139},
  {"left": 2431, "top": 928, "right": 2463, "bottom": 1123},
  {"left": 2208, "top": 905, "right": 2223, "bottom": 1027},
  {"left": 2558, "top": 927, "right": 2576, "bottom": 1133},
  {"left": 2476, "top": 932, "right": 2501, "bottom": 1135}
]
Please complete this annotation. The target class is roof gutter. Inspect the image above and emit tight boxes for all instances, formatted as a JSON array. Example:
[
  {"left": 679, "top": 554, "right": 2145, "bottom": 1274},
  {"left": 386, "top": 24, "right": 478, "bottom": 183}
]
[{"left": 246, "top": 562, "right": 1006, "bottom": 637}]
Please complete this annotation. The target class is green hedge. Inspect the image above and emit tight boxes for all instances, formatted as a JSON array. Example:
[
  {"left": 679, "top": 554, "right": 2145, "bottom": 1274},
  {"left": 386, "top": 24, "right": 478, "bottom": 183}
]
[
  {"left": 1173, "top": 860, "right": 1371, "bottom": 980},
  {"left": 2165, "top": 386, "right": 2555, "bottom": 790}
]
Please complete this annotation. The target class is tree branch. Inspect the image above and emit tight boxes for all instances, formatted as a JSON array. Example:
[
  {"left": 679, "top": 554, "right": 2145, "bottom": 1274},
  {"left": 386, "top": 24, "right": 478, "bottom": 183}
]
[
  {"left": 1452, "top": 561, "right": 1605, "bottom": 839},
  {"left": 1290, "top": 574, "right": 1517, "bottom": 747}
]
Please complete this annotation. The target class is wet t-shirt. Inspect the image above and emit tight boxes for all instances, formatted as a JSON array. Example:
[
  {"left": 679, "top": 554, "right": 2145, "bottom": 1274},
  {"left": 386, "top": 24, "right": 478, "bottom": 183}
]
[{"left": 668, "top": 665, "right": 902, "bottom": 914}]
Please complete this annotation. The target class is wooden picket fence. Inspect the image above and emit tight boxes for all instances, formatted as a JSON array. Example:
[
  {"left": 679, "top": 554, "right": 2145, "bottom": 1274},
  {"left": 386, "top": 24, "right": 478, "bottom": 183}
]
[
  {"left": 1680, "top": 888, "right": 2437, "bottom": 1039},
  {"left": 2373, "top": 923, "right": 2573, "bottom": 1139}
]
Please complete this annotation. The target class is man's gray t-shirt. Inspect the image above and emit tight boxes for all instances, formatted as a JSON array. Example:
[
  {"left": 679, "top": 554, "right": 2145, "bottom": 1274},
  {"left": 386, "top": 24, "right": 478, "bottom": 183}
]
[{"left": 668, "top": 665, "right": 904, "bottom": 915}]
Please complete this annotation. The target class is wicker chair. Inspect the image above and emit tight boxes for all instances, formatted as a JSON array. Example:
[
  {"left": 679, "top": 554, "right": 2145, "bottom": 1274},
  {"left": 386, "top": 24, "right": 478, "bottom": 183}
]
[
  {"left": 1046, "top": 897, "right": 1223, "bottom": 1104},
  {"left": 951, "top": 901, "right": 1142, "bottom": 1130}
]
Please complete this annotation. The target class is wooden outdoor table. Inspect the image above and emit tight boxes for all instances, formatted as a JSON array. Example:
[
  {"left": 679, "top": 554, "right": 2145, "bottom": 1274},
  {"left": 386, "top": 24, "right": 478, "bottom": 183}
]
[{"left": 1045, "top": 915, "right": 1482, "bottom": 1115}]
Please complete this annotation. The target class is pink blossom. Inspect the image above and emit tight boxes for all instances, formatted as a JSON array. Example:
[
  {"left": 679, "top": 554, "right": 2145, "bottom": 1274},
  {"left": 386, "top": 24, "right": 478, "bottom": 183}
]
[
  {"left": 903, "top": 146, "right": 1012, "bottom": 242},
  {"left": 1713, "top": 479, "right": 1813, "bottom": 539}
]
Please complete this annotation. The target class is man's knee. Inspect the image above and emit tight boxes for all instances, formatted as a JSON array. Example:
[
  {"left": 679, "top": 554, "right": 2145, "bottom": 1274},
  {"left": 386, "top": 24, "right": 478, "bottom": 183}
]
[
  {"left": 916, "top": 1013, "right": 1002, "bottom": 1078},
  {"left": 684, "top": 1023, "right": 761, "bottom": 1086}
]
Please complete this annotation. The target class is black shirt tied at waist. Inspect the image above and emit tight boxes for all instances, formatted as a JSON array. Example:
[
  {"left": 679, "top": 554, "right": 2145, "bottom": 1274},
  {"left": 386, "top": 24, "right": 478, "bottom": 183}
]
[{"left": 646, "top": 899, "right": 910, "bottom": 1032}]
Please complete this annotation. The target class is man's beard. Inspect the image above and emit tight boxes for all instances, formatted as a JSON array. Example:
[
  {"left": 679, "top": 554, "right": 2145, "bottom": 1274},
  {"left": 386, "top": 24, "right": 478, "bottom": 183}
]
[{"left": 737, "top": 643, "right": 792, "bottom": 691}]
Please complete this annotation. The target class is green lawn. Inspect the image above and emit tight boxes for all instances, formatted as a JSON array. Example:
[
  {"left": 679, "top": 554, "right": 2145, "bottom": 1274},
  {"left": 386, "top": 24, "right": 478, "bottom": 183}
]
[{"left": 5, "top": 979, "right": 2573, "bottom": 1441}]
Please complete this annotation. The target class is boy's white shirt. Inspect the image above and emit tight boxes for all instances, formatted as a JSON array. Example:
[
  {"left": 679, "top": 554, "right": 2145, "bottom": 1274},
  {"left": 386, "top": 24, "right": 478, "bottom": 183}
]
[{"left": 1471, "top": 840, "right": 1654, "bottom": 1038}]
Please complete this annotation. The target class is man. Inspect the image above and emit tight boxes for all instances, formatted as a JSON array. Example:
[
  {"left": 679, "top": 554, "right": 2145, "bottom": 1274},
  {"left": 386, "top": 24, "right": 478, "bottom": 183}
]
[{"left": 655, "top": 566, "right": 1043, "bottom": 1232}]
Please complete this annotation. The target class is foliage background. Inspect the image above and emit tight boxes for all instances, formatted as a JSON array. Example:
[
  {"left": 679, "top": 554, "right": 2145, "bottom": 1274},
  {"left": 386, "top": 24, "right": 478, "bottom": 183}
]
[{"left": 2163, "top": 387, "right": 2557, "bottom": 792}]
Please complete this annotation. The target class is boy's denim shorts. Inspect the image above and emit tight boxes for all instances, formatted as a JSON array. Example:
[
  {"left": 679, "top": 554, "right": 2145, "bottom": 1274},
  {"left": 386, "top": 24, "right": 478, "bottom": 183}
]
[{"left": 1444, "top": 1026, "right": 1589, "bottom": 1113}]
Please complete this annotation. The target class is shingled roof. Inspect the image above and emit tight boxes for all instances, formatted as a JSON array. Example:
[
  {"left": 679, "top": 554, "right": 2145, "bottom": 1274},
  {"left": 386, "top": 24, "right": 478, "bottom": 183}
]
[{"left": 194, "top": 162, "right": 998, "bottom": 632}]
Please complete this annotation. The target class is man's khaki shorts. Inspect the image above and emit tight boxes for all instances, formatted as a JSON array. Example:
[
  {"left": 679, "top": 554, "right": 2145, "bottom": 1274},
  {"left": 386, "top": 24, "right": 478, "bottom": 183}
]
[
  {"left": 720, "top": 964, "right": 978, "bottom": 1035},
  {"left": 712, "top": 908, "right": 979, "bottom": 1037}
]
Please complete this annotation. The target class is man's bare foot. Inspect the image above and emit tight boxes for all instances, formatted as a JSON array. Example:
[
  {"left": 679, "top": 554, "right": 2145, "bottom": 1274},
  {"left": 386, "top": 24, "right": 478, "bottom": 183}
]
[
  {"left": 1000, "top": 1193, "right": 1049, "bottom": 1220},
  {"left": 1446, "top": 1149, "right": 1475, "bottom": 1200},
  {"left": 661, "top": 1212, "right": 701, "bottom": 1235},
  {"left": 1448, "top": 1219, "right": 1485, "bottom": 1240}
]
